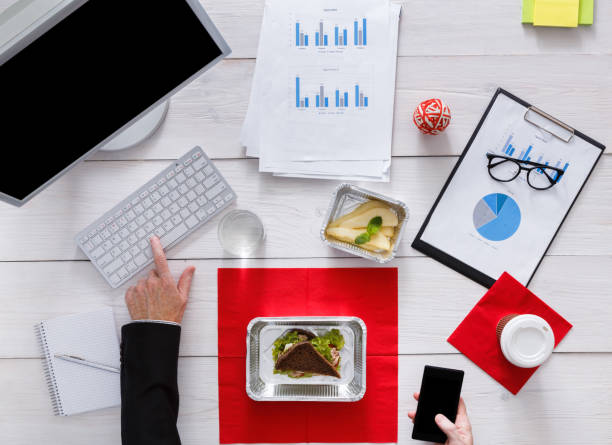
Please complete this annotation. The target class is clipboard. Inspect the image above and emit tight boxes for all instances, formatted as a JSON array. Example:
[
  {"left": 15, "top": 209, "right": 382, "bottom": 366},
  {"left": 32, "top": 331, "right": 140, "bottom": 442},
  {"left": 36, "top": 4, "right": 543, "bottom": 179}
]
[{"left": 412, "top": 88, "right": 605, "bottom": 288}]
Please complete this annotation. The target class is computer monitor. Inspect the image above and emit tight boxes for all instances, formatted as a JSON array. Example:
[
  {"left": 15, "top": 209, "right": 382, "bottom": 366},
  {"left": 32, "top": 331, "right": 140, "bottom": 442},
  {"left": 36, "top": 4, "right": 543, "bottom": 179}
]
[{"left": 0, "top": 0, "right": 231, "bottom": 207}]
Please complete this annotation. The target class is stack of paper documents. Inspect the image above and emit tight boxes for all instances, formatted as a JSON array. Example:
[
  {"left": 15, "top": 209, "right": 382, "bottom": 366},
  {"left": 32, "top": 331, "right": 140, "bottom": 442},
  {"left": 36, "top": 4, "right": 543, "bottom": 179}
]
[{"left": 241, "top": 0, "right": 401, "bottom": 181}]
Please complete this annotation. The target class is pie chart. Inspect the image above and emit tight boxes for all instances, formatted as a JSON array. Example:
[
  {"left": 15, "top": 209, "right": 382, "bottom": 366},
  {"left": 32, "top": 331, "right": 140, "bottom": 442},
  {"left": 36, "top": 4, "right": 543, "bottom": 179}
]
[{"left": 473, "top": 193, "right": 521, "bottom": 241}]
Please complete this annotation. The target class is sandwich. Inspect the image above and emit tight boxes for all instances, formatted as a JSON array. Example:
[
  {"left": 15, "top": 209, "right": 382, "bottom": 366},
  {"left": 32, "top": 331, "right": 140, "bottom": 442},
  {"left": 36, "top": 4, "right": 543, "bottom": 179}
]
[{"left": 272, "top": 328, "right": 345, "bottom": 378}]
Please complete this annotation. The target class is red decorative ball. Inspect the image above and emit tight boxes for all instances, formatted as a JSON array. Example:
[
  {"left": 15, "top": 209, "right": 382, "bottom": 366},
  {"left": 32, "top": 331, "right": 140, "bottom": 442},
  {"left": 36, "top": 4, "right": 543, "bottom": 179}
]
[{"left": 413, "top": 98, "right": 451, "bottom": 135}]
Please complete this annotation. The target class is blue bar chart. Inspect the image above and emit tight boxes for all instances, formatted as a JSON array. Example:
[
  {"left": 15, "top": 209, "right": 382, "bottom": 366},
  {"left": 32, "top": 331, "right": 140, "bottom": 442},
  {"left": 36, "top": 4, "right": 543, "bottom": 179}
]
[
  {"left": 294, "top": 18, "right": 368, "bottom": 48},
  {"left": 295, "top": 76, "right": 370, "bottom": 110},
  {"left": 501, "top": 134, "right": 569, "bottom": 182}
]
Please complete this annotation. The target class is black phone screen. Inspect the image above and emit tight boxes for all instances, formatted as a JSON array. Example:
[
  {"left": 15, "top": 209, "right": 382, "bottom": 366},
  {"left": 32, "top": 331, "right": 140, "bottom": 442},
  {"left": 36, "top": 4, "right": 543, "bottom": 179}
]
[{"left": 412, "top": 365, "right": 464, "bottom": 443}]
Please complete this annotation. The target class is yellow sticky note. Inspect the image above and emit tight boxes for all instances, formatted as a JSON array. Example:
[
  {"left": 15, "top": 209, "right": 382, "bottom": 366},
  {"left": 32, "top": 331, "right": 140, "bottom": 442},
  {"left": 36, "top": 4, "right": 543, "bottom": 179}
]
[{"left": 533, "top": 0, "right": 580, "bottom": 27}]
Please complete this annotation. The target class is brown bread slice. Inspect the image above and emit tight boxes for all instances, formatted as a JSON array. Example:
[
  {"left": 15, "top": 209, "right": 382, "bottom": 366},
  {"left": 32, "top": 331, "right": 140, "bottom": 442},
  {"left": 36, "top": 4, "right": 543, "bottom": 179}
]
[{"left": 275, "top": 341, "right": 341, "bottom": 378}]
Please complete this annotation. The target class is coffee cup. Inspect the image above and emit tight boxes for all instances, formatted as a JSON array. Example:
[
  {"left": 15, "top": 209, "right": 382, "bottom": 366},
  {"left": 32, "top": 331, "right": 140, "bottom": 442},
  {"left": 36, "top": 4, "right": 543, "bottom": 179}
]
[{"left": 496, "top": 314, "right": 555, "bottom": 368}]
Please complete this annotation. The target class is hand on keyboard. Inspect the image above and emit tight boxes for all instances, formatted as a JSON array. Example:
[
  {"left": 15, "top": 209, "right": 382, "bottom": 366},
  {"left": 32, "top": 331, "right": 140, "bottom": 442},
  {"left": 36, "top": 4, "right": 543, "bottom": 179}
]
[
  {"left": 76, "top": 147, "right": 236, "bottom": 288},
  {"left": 125, "top": 236, "right": 195, "bottom": 324}
]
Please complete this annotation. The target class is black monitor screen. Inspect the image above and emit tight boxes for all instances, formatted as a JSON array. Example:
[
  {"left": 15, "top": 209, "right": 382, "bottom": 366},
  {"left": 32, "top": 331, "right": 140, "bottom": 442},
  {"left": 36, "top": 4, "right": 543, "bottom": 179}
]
[{"left": 0, "top": 0, "right": 224, "bottom": 201}]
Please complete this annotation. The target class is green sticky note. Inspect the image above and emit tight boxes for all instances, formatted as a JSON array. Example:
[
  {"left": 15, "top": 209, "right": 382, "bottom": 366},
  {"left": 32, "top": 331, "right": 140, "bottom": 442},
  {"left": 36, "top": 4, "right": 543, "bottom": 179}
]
[
  {"left": 534, "top": 0, "right": 579, "bottom": 27},
  {"left": 522, "top": 0, "right": 536, "bottom": 22},
  {"left": 578, "top": 0, "right": 594, "bottom": 24},
  {"left": 523, "top": 0, "right": 594, "bottom": 25}
]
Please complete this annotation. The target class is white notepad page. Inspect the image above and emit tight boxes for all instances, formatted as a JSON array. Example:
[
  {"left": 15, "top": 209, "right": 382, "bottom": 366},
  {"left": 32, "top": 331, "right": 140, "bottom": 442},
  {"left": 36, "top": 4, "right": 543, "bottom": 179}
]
[{"left": 37, "top": 307, "right": 121, "bottom": 416}]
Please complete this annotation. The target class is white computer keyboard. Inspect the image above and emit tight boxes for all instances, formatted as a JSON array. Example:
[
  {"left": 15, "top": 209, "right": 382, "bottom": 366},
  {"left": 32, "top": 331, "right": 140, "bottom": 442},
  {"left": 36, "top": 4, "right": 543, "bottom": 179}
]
[{"left": 76, "top": 146, "right": 236, "bottom": 288}]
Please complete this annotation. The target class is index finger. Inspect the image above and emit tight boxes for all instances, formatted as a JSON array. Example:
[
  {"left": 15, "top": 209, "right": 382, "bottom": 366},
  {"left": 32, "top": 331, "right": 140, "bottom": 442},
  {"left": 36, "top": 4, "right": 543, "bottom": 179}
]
[{"left": 150, "top": 236, "right": 171, "bottom": 278}]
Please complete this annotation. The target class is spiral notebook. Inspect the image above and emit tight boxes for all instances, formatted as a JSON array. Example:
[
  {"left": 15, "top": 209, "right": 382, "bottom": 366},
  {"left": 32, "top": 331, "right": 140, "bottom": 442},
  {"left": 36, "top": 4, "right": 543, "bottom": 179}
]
[{"left": 35, "top": 307, "right": 121, "bottom": 416}]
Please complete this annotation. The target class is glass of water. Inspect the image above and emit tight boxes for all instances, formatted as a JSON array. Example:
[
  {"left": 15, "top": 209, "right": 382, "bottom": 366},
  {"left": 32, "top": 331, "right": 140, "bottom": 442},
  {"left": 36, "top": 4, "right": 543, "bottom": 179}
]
[{"left": 217, "top": 210, "right": 265, "bottom": 257}]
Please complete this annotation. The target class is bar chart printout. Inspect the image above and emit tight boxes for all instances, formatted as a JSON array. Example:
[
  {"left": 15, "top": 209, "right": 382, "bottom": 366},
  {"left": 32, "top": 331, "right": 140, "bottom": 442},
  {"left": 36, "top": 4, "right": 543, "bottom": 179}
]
[
  {"left": 501, "top": 134, "right": 570, "bottom": 182},
  {"left": 355, "top": 84, "right": 369, "bottom": 107},
  {"left": 354, "top": 18, "right": 367, "bottom": 46},
  {"left": 295, "top": 22, "right": 310, "bottom": 47},
  {"left": 295, "top": 76, "right": 370, "bottom": 110},
  {"left": 294, "top": 18, "right": 367, "bottom": 47}
]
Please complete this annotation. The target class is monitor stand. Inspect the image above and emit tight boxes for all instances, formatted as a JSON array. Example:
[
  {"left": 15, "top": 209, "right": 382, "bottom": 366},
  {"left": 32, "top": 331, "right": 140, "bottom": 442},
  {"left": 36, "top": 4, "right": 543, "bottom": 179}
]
[
  {"left": 98, "top": 100, "right": 170, "bottom": 152},
  {"left": 1, "top": 0, "right": 170, "bottom": 152}
]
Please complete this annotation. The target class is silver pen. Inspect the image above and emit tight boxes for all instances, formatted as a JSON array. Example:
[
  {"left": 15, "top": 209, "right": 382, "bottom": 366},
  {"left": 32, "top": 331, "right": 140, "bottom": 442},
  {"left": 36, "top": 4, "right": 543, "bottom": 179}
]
[{"left": 54, "top": 354, "right": 120, "bottom": 374}]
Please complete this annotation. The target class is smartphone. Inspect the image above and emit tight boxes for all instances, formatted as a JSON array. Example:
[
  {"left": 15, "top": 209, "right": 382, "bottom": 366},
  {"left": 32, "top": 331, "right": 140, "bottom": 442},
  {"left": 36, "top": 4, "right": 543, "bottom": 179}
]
[{"left": 412, "top": 365, "right": 465, "bottom": 443}]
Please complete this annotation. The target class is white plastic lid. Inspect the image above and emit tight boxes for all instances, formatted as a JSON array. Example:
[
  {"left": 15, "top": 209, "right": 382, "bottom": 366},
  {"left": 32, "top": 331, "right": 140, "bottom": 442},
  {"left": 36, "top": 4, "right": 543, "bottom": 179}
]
[{"left": 500, "top": 314, "right": 555, "bottom": 368}]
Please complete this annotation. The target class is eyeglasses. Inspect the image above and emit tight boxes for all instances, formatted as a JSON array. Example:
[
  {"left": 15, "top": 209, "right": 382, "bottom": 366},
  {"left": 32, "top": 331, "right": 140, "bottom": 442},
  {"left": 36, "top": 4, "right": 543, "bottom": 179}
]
[{"left": 486, "top": 153, "right": 565, "bottom": 190}]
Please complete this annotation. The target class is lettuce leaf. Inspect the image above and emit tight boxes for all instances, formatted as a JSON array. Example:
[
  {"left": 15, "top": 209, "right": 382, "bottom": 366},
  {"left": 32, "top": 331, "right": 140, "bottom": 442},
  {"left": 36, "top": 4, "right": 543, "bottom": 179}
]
[{"left": 272, "top": 331, "right": 301, "bottom": 362}]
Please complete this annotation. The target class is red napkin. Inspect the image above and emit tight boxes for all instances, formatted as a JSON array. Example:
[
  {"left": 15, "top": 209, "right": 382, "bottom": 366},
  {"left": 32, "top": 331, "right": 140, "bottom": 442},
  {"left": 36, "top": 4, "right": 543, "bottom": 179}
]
[
  {"left": 218, "top": 268, "right": 398, "bottom": 444},
  {"left": 448, "top": 272, "right": 572, "bottom": 394}
]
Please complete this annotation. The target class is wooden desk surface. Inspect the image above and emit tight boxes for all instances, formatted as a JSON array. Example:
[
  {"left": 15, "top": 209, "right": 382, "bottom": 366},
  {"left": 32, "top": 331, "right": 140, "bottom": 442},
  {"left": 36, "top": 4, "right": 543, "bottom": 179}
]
[{"left": 1, "top": 0, "right": 610, "bottom": 443}]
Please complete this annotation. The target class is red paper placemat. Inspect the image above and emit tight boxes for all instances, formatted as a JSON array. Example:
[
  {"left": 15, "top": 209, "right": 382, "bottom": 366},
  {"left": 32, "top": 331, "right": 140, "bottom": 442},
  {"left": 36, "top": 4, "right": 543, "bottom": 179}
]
[
  {"left": 218, "top": 268, "right": 398, "bottom": 444},
  {"left": 448, "top": 272, "right": 572, "bottom": 394}
]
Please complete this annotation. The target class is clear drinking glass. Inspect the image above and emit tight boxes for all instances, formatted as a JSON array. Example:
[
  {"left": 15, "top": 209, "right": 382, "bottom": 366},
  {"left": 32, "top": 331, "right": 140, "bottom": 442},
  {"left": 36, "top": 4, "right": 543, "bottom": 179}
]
[{"left": 217, "top": 210, "right": 265, "bottom": 257}]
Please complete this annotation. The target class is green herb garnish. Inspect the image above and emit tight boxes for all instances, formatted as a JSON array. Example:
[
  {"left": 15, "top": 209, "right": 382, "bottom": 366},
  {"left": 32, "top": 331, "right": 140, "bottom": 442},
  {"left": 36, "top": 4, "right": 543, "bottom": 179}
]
[{"left": 354, "top": 216, "right": 383, "bottom": 244}]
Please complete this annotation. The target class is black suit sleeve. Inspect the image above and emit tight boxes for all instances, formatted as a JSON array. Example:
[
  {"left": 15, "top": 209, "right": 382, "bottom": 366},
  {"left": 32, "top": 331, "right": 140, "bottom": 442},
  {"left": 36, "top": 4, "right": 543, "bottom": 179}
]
[{"left": 121, "top": 322, "right": 182, "bottom": 445}]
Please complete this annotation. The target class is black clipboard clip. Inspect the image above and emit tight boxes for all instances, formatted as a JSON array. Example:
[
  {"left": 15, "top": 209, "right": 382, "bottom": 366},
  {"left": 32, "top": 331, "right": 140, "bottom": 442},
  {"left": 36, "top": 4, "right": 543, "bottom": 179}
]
[{"left": 524, "top": 106, "right": 575, "bottom": 143}]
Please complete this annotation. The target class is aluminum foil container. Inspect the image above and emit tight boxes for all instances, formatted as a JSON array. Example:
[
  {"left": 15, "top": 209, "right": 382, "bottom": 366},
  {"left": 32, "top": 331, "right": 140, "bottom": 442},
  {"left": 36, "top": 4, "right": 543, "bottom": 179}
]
[
  {"left": 246, "top": 317, "right": 367, "bottom": 402},
  {"left": 320, "top": 183, "right": 409, "bottom": 263}
]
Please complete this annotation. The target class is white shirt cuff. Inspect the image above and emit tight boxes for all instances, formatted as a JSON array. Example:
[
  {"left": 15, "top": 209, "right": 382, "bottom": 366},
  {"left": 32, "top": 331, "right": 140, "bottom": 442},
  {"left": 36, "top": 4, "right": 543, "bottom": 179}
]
[{"left": 130, "top": 319, "right": 180, "bottom": 326}]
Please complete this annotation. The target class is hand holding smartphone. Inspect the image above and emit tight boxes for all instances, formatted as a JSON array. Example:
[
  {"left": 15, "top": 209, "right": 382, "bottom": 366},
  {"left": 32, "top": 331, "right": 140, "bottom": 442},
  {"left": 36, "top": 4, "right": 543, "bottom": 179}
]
[{"left": 411, "top": 365, "right": 465, "bottom": 443}]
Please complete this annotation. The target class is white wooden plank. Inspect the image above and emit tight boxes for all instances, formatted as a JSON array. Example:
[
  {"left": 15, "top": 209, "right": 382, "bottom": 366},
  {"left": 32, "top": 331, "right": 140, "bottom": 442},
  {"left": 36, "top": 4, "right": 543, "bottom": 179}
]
[
  {"left": 90, "top": 56, "right": 612, "bottom": 161},
  {"left": 0, "top": 157, "right": 610, "bottom": 261},
  {"left": 1, "top": 354, "right": 611, "bottom": 444},
  {"left": 1, "top": 255, "right": 609, "bottom": 359},
  {"left": 3, "top": 0, "right": 612, "bottom": 59},
  {"left": 202, "top": 0, "right": 612, "bottom": 59}
]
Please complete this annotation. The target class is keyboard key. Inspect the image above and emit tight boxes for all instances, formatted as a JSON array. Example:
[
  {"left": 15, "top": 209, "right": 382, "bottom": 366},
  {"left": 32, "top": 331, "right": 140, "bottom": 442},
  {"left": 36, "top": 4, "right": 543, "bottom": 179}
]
[
  {"left": 134, "top": 253, "right": 148, "bottom": 266},
  {"left": 167, "top": 179, "right": 178, "bottom": 189},
  {"left": 166, "top": 170, "right": 175, "bottom": 180},
  {"left": 185, "top": 215, "right": 198, "bottom": 229},
  {"left": 100, "top": 229, "right": 111, "bottom": 240},
  {"left": 203, "top": 174, "right": 219, "bottom": 188},
  {"left": 216, "top": 201, "right": 224, "bottom": 209},
  {"left": 111, "top": 234, "right": 122, "bottom": 245},
  {"left": 193, "top": 158, "right": 207, "bottom": 170},
  {"left": 163, "top": 221, "right": 175, "bottom": 232},
  {"left": 224, "top": 193, "right": 234, "bottom": 202},
  {"left": 196, "top": 196, "right": 207, "bottom": 206},
  {"left": 157, "top": 178, "right": 166, "bottom": 186},
  {"left": 184, "top": 158, "right": 192, "bottom": 166},
  {"left": 91, "top": 235, "right": 102, "bottom": 246},
  {"left": 121, "top": 252, "right": 132, "bottom": 263},
  {"left": 161, "top": 209, "right": 172, "bottom": 220},
  {"left": 178, "top": 197, "right": 189, "bottom": 208},
  {"left": 206, "top": 205, "right": 216, "bottom": 215},
  {"left": 117, "top": 267, "right": 129, "bottom": 280},
  {"left": 169, "top": 190, "right": 180, "bottom": 201},
  {"left": 186, "top": 178, "right": 197, "bottom": 188},
  {"left": 159, "top": 185, "right": 170, "bottom": 196},
  {"left": 103, "top": 240, "right": 113, "bottom": 251},
  {"left": 127, "top": 234, "right": 138, "bottom": 245},
  {"left": 139, "top": 190, "right": 149, "bottom": 199},
  {"left": 194, "top": 172, "right": 205, "bottom": 182},
  {"left": 126, "top": 261, "right": 137, "bottom": 273},
  {"left": 178, "top": 184, "right": 189, "bottom": 194},
  {"left": 103, "top": 258, "right": 124, "bottom": 276},
  {"left": 110, "top": 274, "right": 121, "bottom": 286},
  {"left": 196, "top": 209, "right": 208, "bottom": 220},
  {"left": 169, "top": 203, "right": 180, "bottom": 214},
  {"left": 142, "top": 198, "right": 153, "bottom": 208},
  {"left": 138, "top": 239, "right": 149, "bottom": 250},
  {"left": 136, "top": 228, "right": 146, "bottom": 239},
  {"left": 204, "top": 165, "right": 214, "bottom": 175},
  {"left": 186, "top": 191, "right": 197, "bottom": 202},
  {"left": 90, "top": 246, "right": 105, "bottom": 260},
  {"left": 120, "top": 228, "right": 130, "bottom": 238},
  {"left": 134, "top": 204, "right": 145, "bottom": 215},
  {"left": 143, "top": 222, "right": 155, "bottom": 233},
  {"left": 205, "top": 182, "right": 226, "bottom": 200},
  {"left": 119, "top": 241, "right": 130, "bottom": 251},
  {"left": 154, "top": 227, "right": 166, "bottom": 238},
  {"left": 160, "top": 223, "right": 188, "bottom": 248},
  {"left": 185, "top": 166, "right": 195, "bottom": 177},
  {"left": 188, "top": 202, "right": 199, "bottom": 213},
  {"left": 136, "top": 215, "right": 146, "bottom": 226},
  {"left": 117, "top": 217, "right": 128, "bottom": 227},
  {"left": 130, "top": 245, "right": 140, "bottom": 256},
  {"left": 176, "top": 173, "right": 187, "bottom": 183},
  {"left": 148, "top": 184, "right": 158, "bottom": 193},
  {"left": 98, "top": 253, "right": 113, "bottom": 267},
  {"left": 180, "top": 208, "right": 191, "bottom": 219},
  {"left": 171, "top": 215, "right": 182, "bottom": 225},
  {"left": 161, "top": 197, "right": 172, "bottom": 207},
  {"left": 152, "top": 215, "right": 163, "bottom": 227},
  {"left": 110, "top": 247, "right": 122, "bottom": 258},
  {"left": 144, "top": 209, "right": 155, "bottom": 220},
  {"left": 150, "top": 192, "right": 161, "bottom": 202}
]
